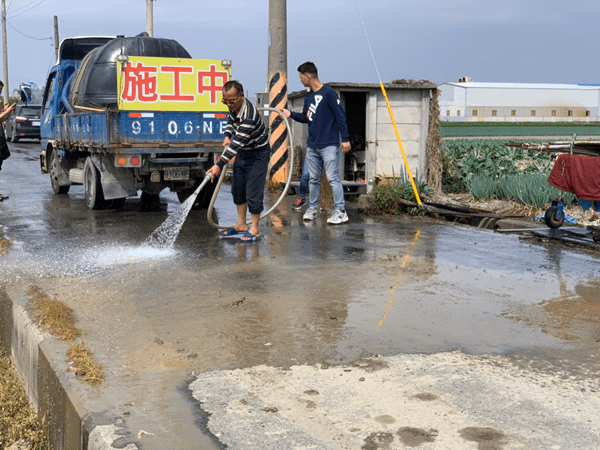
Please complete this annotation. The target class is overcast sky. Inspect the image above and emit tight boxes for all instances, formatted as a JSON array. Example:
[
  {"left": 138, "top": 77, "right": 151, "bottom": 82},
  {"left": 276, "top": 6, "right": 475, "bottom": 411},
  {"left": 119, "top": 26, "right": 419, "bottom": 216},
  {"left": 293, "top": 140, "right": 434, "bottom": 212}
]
[{"left": 3, "top": 0, "right": 600, "bottom": 98}]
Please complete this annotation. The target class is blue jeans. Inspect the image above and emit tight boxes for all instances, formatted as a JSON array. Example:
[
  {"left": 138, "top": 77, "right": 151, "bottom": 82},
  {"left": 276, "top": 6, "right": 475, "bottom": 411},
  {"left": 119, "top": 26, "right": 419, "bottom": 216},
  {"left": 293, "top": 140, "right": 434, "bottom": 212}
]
[
  {"left": 298, "top": 157, "right": 309, "bottom": 200},
  {"left": 306, "top": 145, "right": 345, "bottom": 211}
]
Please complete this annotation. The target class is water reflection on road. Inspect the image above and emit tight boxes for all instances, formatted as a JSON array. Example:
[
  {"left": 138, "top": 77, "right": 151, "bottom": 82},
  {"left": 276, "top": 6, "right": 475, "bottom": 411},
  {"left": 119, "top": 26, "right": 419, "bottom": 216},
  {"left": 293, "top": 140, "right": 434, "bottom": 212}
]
[{"left": 2, "top": 143, "right": 600, "bottom": 370}]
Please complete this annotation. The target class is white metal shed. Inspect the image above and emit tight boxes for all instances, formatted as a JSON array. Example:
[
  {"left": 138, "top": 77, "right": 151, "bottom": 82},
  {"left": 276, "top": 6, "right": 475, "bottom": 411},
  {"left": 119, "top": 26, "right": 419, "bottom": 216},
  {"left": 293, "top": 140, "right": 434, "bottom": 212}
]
[{"left": 283, "top": 81, "right": 437, "bottom": 194}]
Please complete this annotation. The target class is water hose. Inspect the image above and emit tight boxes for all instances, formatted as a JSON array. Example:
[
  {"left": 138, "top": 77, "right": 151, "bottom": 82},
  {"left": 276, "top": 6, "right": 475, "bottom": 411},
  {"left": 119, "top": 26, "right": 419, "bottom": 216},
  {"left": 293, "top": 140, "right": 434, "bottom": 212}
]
[
  {"left": 205, "top": 107, "right": 294, "bottom": 230},
  {"left": 61, "top": 75, "right": 76, "bottom": 114}
]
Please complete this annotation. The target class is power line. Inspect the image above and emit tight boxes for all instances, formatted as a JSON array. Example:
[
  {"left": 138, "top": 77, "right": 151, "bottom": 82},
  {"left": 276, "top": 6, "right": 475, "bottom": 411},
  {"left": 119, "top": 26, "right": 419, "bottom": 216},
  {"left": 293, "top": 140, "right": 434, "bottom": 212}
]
[
  {"left": 7, "top": 0, "right": 42, "bottom": 15},
  {"left": 7, "top": 0, "right": 46, "bottom": 19},
  {"left": 7, "top": 18, "right": 51, "bottom": 41}
]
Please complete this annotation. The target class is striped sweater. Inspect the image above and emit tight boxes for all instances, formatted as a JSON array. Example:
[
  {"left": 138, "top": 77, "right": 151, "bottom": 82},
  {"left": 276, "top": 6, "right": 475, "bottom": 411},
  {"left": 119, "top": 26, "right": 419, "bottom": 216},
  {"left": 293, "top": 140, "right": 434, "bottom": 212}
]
[{"left": 216, "top": 98, "right": 269, "bottom": 169}]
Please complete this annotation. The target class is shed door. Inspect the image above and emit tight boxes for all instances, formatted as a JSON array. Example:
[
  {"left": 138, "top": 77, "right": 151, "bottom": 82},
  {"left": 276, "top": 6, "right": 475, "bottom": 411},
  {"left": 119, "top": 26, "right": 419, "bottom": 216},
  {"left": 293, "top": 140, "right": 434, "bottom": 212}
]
[{"left": 340, "top": 91, "right": 367, "bottom": 183}]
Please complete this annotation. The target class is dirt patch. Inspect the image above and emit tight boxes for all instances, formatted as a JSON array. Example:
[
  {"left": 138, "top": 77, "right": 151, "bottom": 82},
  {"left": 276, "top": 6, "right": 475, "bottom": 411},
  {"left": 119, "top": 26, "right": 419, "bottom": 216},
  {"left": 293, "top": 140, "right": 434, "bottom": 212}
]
[
  {"left": 567, "top": 207, "right": 600, "bottom": 227},
  {"left": 0, "top": 236, "right": 12, "bottom": 254},
  {"left": 398, "top": 427, "right": 438, "bottom": 447},
  {"left": 362, "top": 431, "right": 394, "bottom": 449},
  {"left": 413, "top": 392, "right": 439, "bottom": 401},
  {"left": 459, "top": 427, "right": 508, "bottom": 450}
]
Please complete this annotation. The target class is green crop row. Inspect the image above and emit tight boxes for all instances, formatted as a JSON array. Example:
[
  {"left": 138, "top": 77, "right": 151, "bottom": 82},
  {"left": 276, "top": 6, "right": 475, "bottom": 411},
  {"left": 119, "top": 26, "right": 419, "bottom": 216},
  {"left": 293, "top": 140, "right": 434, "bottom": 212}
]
[
  {"left": 368, "top": 139, "right": 577, "bottom": 214},
  {"left": 442, "top": 139, "right": 575, "bottom": 208},
  {"left": 440, "top": 122, "right": 600, "bottom": 137}
]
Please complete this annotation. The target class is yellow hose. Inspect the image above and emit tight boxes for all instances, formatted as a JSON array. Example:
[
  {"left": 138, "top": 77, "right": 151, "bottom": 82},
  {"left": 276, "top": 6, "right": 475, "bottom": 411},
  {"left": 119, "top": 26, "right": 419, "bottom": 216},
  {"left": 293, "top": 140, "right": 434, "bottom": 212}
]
[
  {"left": 353, "top": 0, "right": 422, "bottom": 206},
  {"left": 379, "top": 82, "right": 422, "bottom": 206}
]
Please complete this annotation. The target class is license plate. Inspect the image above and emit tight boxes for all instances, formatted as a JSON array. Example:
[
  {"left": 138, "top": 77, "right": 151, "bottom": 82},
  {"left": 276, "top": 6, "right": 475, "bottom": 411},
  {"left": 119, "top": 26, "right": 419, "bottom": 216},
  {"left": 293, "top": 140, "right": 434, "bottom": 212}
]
[
  {"left": 32, "top": 121, "right": 40, "bottom": 126},
  {"left": 163, "top": 167, "right": 189, "bottom": 181}
]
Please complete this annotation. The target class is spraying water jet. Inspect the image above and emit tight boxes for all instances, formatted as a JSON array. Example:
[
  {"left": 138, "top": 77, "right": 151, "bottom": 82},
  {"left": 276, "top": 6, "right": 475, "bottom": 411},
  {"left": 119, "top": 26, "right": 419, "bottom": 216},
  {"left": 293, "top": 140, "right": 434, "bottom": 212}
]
[{"left": 145, "top": 173, "right": 212, "bottom": 249}]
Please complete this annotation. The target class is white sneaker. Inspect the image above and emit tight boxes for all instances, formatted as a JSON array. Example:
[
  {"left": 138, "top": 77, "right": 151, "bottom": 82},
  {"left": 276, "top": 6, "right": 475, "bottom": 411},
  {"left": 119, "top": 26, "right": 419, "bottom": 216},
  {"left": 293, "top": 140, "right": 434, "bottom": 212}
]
[
  {"left": 303, "top": 207, "right": 318, "bottom": 221},
  {"left": 327, "top": 210, "right": 348, "bottom": 224}
]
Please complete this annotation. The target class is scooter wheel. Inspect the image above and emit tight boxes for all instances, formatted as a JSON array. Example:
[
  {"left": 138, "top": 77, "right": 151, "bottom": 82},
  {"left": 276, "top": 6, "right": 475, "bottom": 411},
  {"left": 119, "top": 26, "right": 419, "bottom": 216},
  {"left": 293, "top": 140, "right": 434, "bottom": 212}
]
[{"left": 544, "top": 206, "right": 565, "bottom": 229}]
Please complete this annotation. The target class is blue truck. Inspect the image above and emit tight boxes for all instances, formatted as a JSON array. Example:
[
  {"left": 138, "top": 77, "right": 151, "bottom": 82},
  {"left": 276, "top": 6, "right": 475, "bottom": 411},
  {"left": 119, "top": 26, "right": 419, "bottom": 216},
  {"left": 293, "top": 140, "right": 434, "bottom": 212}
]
[{"left": 40, "top": 34, "right": 230, "bottom": 209}]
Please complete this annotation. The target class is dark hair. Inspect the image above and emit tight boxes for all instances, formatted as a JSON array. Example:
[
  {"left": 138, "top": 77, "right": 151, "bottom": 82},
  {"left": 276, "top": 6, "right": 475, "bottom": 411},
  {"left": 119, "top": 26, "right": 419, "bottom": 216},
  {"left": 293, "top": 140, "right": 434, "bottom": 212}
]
[
  {"left": 297, "top": 62, "right": 318, "bottom": 77},
  {"left": 0, "top": 81, "right": 4, "bottom": 88},
  {"left": 223, "top": 80, "right": 244, "bottom": 96}
]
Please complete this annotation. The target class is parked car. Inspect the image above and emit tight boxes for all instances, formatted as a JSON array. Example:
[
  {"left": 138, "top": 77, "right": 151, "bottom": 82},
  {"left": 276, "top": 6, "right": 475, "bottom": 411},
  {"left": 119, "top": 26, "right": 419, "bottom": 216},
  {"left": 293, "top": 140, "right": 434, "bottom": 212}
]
[{"left": 6, "top": 104, "right": 41, "bottom": 142}]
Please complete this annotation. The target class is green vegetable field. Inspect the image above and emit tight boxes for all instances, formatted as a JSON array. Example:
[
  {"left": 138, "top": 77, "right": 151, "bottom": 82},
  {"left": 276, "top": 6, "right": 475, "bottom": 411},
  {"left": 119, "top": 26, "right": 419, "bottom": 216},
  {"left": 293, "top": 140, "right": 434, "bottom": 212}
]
[
  {"left": 441, "top": 139, "right": 576, "bottom": 208},
  {"left": 440, "top": 122, "right": 600, "bottom": 137}
]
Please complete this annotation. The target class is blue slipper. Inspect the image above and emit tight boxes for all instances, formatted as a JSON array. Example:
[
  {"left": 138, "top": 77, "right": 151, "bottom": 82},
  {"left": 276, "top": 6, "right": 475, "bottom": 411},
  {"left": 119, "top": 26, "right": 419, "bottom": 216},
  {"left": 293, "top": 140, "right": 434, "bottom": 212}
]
[
  {"left": 240, "top": 232, "right": 261, "bottom": 242},
  {"left": 219, "top": 227, "right": 246, "bottom": 239}
]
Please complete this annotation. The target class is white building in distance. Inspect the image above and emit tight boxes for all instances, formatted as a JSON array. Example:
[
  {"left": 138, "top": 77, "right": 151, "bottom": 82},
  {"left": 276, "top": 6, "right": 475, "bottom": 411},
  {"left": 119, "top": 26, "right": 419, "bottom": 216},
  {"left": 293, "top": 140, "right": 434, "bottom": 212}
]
[{"left": 439, "top": 80, "right": 600, "bottom": 123}]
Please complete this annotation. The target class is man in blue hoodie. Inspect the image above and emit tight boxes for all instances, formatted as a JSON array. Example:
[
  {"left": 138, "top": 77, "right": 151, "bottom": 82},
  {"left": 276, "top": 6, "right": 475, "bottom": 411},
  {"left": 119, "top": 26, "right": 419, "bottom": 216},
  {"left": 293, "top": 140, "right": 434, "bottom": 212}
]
[{"left": 283, "top": 62, "right": 351, "bottom": 224}]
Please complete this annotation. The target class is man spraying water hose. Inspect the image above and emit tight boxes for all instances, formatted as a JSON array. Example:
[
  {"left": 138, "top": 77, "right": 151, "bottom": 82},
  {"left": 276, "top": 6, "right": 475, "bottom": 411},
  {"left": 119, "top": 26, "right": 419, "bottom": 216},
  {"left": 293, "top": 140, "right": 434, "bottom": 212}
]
[{"left": 207, "top": 81, "right": 270, "bottom": 242}]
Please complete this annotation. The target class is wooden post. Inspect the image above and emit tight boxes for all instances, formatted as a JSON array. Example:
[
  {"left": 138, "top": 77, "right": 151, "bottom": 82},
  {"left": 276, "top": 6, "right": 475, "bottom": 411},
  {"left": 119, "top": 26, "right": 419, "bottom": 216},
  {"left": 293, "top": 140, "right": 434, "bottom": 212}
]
[{"left": 54, "top": 16, "right": 59, "bottom": 62}]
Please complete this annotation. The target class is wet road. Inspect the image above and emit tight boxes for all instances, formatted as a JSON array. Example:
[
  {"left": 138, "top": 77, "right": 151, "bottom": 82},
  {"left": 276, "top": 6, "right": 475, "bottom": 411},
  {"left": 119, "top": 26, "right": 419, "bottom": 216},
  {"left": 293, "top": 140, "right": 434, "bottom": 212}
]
[{"left": 1, "top": 141, "right": 600, "bottom": 449}]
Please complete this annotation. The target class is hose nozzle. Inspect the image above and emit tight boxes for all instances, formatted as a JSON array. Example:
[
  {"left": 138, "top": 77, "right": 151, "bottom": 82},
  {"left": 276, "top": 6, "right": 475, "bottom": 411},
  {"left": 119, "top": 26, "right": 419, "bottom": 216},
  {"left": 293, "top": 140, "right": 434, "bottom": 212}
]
[{"left": 193, "top": 172, "right": 213, "bottom": 196}]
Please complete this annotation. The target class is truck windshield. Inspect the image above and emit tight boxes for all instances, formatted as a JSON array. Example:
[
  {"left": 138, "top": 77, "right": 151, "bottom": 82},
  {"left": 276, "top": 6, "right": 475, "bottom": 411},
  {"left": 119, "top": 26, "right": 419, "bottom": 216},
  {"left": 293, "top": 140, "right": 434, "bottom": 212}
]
[{"left": 20, "top": 106, "right": 41, "bottom": 117}]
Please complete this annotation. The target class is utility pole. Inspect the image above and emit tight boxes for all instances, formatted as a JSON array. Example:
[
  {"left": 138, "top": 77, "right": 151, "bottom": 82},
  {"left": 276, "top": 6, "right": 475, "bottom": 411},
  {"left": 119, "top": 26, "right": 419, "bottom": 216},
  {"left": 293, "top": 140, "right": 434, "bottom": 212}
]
[
  {"left": 266, "top": 0, "right": 289, "bottom": 187},
  {"left": 146, "top": 0, "right": 154, "bottom": 37},
  {"left": 1, "top": 0, "right": 8, "bottom": 105},
  {"left": 54, "top": 16, "right": 59, "bottom": 61}
]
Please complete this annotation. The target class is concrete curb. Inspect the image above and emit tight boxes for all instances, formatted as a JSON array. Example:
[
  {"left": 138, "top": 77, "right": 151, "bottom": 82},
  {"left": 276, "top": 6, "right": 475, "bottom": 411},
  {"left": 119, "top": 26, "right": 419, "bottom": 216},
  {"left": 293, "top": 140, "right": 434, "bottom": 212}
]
[{"left": 0, "top": 288, "right": 127, "bottom": 450}]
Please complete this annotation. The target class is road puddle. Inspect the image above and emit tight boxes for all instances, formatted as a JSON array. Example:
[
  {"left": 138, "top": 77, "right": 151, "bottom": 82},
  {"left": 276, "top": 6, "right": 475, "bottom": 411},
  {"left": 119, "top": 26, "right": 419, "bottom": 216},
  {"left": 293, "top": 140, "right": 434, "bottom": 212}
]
[{"left": 502, "top": 278, "right": 600, "bottom": 343}]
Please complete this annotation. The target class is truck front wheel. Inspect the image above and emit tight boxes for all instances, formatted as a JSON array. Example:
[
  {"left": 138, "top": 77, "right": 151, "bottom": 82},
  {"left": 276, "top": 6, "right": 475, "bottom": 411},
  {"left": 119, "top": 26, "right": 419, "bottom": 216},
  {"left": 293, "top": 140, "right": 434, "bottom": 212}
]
[{"left": 84, "top": 158, "right": 105, "bottom": 210}]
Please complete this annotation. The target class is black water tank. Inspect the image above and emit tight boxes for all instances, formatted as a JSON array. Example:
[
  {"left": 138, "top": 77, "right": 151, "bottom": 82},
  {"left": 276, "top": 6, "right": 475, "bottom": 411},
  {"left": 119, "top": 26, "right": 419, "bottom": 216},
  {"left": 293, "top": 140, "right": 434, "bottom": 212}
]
[{"left": 70, "top": 36, "right": 192, "bottom": 108}]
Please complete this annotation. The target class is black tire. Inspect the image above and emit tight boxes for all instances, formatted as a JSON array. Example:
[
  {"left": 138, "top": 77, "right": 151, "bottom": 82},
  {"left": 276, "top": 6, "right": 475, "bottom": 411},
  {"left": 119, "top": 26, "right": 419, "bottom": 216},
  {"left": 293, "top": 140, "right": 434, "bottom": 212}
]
[
  {"left": 177, "top": 178, "right": 217, "bottom": 209},
  {"left": 141, "top": 191, "right": 160, "bottom": 206},
  {"left": 50, "top": 149, "right": 70, "bottom": 194},
  {"left": 12, "top": 136, "right": 19, "bottom": 143},
  {"left": 83, "top": 158, "right": 105, "bottom": 210},
  {"left": 544, "top": 206, "right": 565, "bottom": 229}
]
